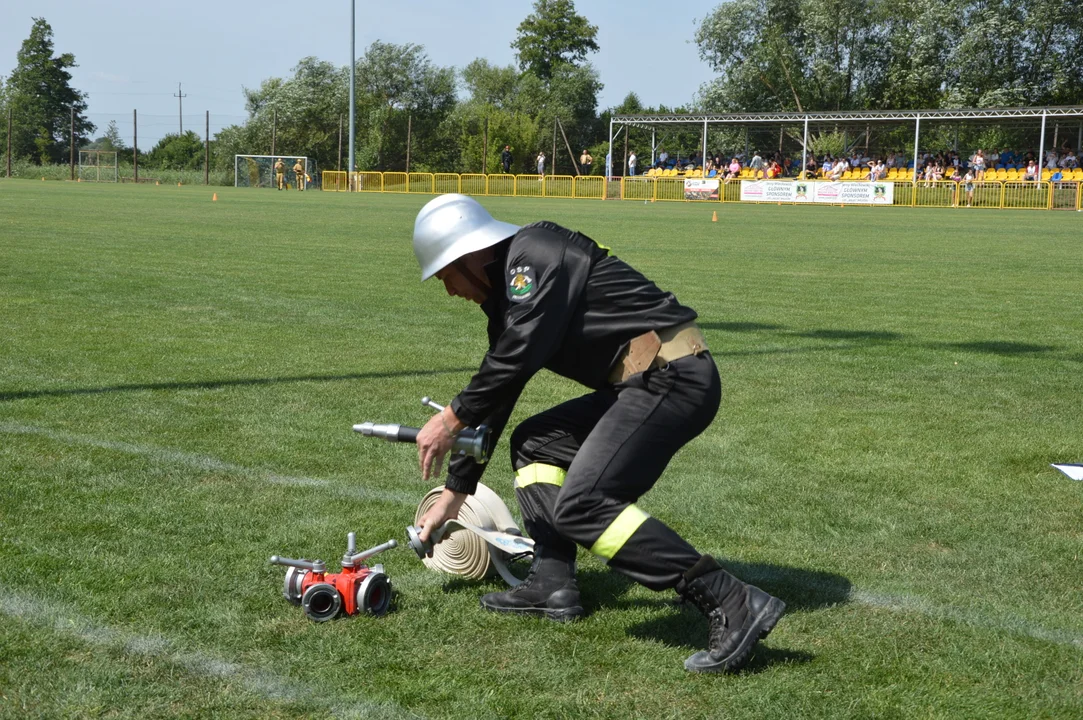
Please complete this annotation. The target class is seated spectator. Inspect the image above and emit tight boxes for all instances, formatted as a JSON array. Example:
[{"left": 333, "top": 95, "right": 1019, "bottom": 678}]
[
  {"left": 1061, "top": 150, "right": 1078, "bottom": 169},
  {"left": 1022, "top": 160, "right": 1038, "bottom": 181},
  {"left": 657, "top": 148, "right": 669, "bottom": 167},
  {"left": 725, "top": 158, "right": 741, "bottom": 182}
]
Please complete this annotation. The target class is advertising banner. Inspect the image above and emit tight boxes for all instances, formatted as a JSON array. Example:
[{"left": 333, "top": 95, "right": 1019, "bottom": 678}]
[
  {"left": 739, "top": 180, "right": 894, "bottom": 205},
  {"left": 684, "top": 178, "right": 720, "bottom": 200}
]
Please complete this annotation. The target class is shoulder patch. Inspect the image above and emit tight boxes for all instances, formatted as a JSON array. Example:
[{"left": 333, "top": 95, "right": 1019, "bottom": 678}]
[{"left": 508, "top": 265, "right": 534, "bottom": 301}]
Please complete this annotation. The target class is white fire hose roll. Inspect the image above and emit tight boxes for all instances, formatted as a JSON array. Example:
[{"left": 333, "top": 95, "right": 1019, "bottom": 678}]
[{"left": 413, "top": 483, "right": 534, "bottom": 586}]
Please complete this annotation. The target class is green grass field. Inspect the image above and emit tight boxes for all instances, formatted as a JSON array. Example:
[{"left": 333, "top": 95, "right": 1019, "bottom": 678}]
[{"left": 1, "top": 180, "right": 1081, "bottom": 719}]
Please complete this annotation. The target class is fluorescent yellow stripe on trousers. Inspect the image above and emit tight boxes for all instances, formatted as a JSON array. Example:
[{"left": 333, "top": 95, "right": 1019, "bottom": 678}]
[
  {"left": 514, "top": 463, "right": 567, "bottom": 489},
  {"left": 590, "top": 505, "right": 649, "bottom": 560}
]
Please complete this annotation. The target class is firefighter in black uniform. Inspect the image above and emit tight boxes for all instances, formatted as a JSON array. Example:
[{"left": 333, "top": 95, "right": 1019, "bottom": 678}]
[{"left": 411, "top": 193, "right": 784, "bottom": 673}]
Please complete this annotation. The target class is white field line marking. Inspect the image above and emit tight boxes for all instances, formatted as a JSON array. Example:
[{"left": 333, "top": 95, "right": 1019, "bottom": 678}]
[
  {"left": 8, "top": 426, "right": 1079, "bottom": 651},
  {"left": 0, "top": 421, "right": 416, "bottom": 505},
  {"left": 851, "top": 589, "right": 1083, "bottom": 649},
  {"left": 0, "top": 586, "right": 423, "bottom": 720}
]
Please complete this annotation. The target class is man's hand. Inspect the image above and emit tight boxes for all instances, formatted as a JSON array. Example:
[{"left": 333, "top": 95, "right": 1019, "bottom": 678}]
[
  {"left": 416, "top": 406, "right": 466, "bottom": 482},
  {"left": 417, "top": 488, "right": 468, "bottom": 547}
]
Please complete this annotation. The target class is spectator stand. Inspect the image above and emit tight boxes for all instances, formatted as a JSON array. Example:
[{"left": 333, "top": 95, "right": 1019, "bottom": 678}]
[{"left": 608, "top": 106, "right": 1083, "bottom": 209}]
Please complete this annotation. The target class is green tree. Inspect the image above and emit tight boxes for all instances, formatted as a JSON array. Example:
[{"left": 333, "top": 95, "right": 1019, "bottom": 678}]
[
  {"left": 511, "top": 0, "right": 600, "bottom": 82},
  {"left": 228, "top": 57, "right": 348, "bottom": 171},
  {"left": 88, "top": 120, "right": 127, "bottom": 151},
  {"left": 696, "top": 0, "right": 881, "bottom": 114},
  {"left": 142, "top": 131, "right": 203, "bottom": 170},
  {"left": 355, "top": 41, "right": 457, "bottom": 171},
  {"left": 5, "top": 18, "right": 93, "bottom": 164}
]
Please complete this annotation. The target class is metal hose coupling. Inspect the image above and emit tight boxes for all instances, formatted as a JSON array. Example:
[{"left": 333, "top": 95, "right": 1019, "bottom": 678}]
[{"left": 405, "top": 483, "right": 535, "bottom": 587}]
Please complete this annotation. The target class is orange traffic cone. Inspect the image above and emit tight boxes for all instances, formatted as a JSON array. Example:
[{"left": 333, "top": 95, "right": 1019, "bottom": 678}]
[
  {"left": 212, "top": 192, "right": 217, "bottom": 202},
  {"left": 711, "top": 211, "right": 718, "bottom": 222},
  {"left": 155, "top": 181, "right": 159, "bottom": 186},
  {"left": 177, "top": 182, "right": 182, "bottom": 187}
]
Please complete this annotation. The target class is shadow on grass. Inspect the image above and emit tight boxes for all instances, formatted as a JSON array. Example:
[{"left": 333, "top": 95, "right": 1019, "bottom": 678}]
[
  {"left": 929, "top": 340, "right": 1057, "bottom": 356},
  {"left": 699, "top": 321, "right": 787, "bottom": 333},
  {"left": 439, "top": 560, "right": 840, "bottom": 672},
  {"left": 705, "top": 320, "right": 1069, "bottom": 361},
  {"left": 0, "top": 367, "right": 476, "bottom": 403},
  {"left": 791, "top": 329, "right": 903, "bottom": 342}
]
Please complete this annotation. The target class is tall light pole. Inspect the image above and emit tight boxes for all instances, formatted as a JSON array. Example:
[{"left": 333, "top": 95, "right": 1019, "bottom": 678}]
[{"left": 348, "top": 0, "right": 356, "bottom": 177}]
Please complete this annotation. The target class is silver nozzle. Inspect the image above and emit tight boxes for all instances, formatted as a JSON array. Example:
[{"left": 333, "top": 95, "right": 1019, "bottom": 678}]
[{"left": 353, "top": 422, "right": 405, "bottom": 440}]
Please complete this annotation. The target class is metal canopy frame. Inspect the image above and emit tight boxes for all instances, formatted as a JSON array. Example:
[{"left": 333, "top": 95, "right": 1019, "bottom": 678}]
[{"left": 608, "top": 106, "right": 1083, "bottom": 179}]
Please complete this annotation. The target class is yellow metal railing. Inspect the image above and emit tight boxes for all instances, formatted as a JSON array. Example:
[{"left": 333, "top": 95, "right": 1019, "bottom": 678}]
[
  {"left": 912, "top": 181, "right": 958, "bottom": 208},
  {"left": 574, "top": 176, "right": 604, "bottom": 199},
  {"left": 1002, "top": 181, "right": 1050, "bottom": 210},
  {"left": 323, "top": 171, "right": 1071, "bottom": 210},
  {"left": 486, "top": 174, "right": 516, "bottom": 197},
  {"left": 408, "top": 172, "right": 434, "bottom": 194},
  {"left": 434, "top": 173, "right": 460, "bottom": 194},
  {"left": 461, "top": 174, "right": 487, "bottom": 196},
  {"left": 545, "top": 175, "right": 575, "bottom": 199},
  {"left": 352, "top": 172, "right": 383, "bottom": 192},
  {"left": 383, "top": 172, "right": 408, "bottom": 193},
  {"left": 322, "top": 170, "right": 348, "bottom": 192}
]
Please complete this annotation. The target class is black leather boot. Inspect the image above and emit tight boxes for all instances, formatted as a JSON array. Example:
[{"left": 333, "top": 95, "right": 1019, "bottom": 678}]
[
  {"left": 675, "top": 555, "right": 785, "bottom": 673},
  {"left": 479, "top": 548, "right": 585, "bottom": 622}
]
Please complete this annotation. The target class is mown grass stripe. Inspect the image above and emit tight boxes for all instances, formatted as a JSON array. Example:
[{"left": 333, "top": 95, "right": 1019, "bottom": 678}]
[
  {"left": 850, "top": 590, "right": 1083, "bottom": 650},
  {"left": 0, "top": 421, "right": 417, "bottom": 505},
  {"left": 0, "top": 585, "right": 422, "bottom": 719}
]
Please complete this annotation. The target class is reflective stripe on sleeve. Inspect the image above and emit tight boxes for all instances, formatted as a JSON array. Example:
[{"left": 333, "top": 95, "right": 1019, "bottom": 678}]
[
  {"left": 589, "top": 505, "right": 649, "bottom": 560},
  {"left": 513, "top": 463, "right": 567, "bottom": 489}
]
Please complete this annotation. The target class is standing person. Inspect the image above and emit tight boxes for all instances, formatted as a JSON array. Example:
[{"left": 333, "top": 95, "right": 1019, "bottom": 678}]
[
  {"left": 274, "top": 158, "right": 286, "bottom": 190},
  {"left": 293, "top": 159, "right": 306, "bottom": 191},
  {"left": 749, "top": 150, "right": 764, "bottom": 180},
  {"left": 501, "top": 146, "right": 513, "bottom": 174},
  {"left": 537, "top": 151, "right": 546, "bottom": 180},
  {"left": 628, "top": 151, "right": 637, "bottom": 177},
  {"left": 962, "top": 168, "right": 975, "bottom": 207},
  {"left": 971, "top": 150, "right": 986, "bottom": 181},
  {"left": 411, "top": 193, "right": 786, "bottom": 673},
  {"left": 657, "top": 147, "right": 669, "bottom": 168},
  {"left": 580, "top": 149, "right": 593, "bottom": 175}
]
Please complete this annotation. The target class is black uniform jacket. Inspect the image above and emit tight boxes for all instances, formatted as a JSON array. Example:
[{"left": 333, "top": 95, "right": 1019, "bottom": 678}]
[{"left": 445, "top": 221, "right": 697, "bottom": 494}]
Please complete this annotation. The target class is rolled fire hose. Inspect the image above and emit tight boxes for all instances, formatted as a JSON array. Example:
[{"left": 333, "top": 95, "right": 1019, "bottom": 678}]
[{"left": 411, "top": 482, "right": 534, "bottom": 587}]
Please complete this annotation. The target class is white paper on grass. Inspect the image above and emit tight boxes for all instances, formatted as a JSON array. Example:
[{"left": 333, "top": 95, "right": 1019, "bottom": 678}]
[{"left": 1051, "top": 464, "right": 1083, "bottom": 481}]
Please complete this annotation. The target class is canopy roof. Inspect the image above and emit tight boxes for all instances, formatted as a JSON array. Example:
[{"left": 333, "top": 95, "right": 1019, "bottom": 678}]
[{"left": 613, "top": 106, "right": 1083, "bottom": 130}]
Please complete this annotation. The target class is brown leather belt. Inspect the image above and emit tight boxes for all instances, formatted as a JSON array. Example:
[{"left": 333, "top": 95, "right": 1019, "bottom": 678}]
[{"left": 608, "top": 321, "right": 709, "bottom": 384}]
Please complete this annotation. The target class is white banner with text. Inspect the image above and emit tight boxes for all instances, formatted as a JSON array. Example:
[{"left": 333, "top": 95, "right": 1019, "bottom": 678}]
[{"left": 739, "top": 180, "right": 895, "bottom": 205}]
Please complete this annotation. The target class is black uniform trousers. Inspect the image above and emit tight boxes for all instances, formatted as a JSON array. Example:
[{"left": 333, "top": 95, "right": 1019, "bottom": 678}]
[{"left": 509, "top": 352, "right": 721, "bottom": 591}]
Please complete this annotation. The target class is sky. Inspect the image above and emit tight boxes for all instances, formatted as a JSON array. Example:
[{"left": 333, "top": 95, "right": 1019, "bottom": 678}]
[{"left": 0, "top": 0, "right": 718, "bottom": 147}]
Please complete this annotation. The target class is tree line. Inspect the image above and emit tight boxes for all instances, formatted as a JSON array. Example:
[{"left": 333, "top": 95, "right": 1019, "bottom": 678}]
[{"left": 3, "top": 1, "right": 1082, "bottom": 177}]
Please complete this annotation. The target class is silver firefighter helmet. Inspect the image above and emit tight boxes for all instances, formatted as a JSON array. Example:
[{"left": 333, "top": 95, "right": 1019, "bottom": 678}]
[{"left": 412, "top": 194, "right": 520, "bottom": 281}]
